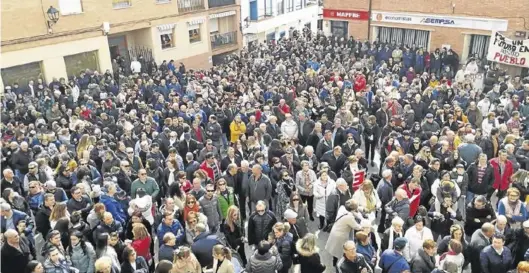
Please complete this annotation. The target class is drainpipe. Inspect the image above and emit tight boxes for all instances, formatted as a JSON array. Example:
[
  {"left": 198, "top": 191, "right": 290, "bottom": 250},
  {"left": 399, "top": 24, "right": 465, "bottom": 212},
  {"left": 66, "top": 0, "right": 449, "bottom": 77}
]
[{"left": 367, "top": 0, "right": 372, "bottom": 41}]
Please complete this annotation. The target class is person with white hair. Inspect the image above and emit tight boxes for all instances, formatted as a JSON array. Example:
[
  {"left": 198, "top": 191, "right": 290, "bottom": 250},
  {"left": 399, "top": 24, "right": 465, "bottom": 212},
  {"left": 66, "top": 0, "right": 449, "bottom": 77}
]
[
  {"left": 384, "top": 188, "right": 410, "bottom": 229},
  {"left": 1, "top": 229, "right": 35, "bottom": 273},
  {"left": 326, "top": 178, "right": 352, "bottom": 226},
  {"left": 247, "top": 200, "right": 277, "bottom": 247},
  {"left": 403, "top": 215, "right": 433, "bottom": 261},
  {"left": 458, "top": 134, "right": 483, "bottom": 164},
  {"left": 0, "top": 203, "right": 34, "bottom": 243}
]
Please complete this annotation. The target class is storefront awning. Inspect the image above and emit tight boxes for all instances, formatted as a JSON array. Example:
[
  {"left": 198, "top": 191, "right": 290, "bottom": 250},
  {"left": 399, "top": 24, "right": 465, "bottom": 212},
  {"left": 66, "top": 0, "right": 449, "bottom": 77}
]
[{"left": 209, "top": 10, "right": 236, "bottom": 19}]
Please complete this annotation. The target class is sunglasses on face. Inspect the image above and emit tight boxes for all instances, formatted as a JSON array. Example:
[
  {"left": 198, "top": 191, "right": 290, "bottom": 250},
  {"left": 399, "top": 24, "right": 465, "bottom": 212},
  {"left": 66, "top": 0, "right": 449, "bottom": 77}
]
[
  {"left": 207, "top": 190, "right": 215, "bottom": 192},
  {"left": 257, "top": 209, "right": 265, "bottom": 213},
  {"left": 187, "top": 201, "right": 195, "bottom": 204}
]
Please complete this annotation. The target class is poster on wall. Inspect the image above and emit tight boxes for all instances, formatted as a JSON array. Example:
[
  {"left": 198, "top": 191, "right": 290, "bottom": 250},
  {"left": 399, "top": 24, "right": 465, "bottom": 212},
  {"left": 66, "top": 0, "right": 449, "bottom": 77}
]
[{"left": 487, "top": 31, "right": 529, "bottom": 68}]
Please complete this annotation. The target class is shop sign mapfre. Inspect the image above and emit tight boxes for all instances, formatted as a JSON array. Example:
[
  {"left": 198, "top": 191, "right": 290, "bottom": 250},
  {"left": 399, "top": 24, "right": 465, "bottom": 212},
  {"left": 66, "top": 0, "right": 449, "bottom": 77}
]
[{"left": 323, "top": 9, "right": 369, "bottom": 21}]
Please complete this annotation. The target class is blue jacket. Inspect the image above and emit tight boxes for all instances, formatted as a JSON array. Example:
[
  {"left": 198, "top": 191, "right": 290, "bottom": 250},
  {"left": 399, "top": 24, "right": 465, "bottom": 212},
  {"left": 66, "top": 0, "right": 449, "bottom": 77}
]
[
  {"left": 156, "top": 221, "right": 184, "bottom": 246},
  {"left": 99, "top": 194, "right": 127, "bottom": 225},
  {"left": 480, "top": 245, "right": 513, "bottom": 273},
  {"left": 1, "top": 209, "right": 34, "bottom": 236},
  {"left": 415, "top": 54, "right": 425, "bottom": 70},
  {"left": 158, "top": 244, "right": 176, "bottom": 262},
  {"left": 498, "top": 200, "right": 528, "bottom": 225},
  {"left": 191, "top": 232, "right": 221, "bottom": 268},
  {"left": 403, "top": 52, "right": 413, "bottom": 68},
  {"left": 379, "top": 250, "right": 410, "bottom": 273},
  {"left": 27, "top": 192, "right": 44, "bottom": 211}
]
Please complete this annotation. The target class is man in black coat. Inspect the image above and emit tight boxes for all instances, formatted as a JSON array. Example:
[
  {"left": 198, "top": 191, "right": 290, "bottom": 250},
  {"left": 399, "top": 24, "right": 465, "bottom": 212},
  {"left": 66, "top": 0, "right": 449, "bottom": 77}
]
[
  {"left": 297, "top": 112, "right": 315, "bottom": 146},
  {"left": 35, "top": 193, "right": 55, "bottom": 236},
  {"left": 464, "top": 195, "right": 496, "bottom": 237},
  {"left": 1, "top": 229, "right": 36, "bottom": 273}
]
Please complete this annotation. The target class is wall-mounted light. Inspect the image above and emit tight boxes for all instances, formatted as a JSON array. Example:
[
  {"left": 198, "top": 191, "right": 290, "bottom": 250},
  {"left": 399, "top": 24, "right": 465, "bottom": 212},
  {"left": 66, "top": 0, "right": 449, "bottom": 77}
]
[{"left": 46, "top": 6, "right": 60, "bottom": 33}]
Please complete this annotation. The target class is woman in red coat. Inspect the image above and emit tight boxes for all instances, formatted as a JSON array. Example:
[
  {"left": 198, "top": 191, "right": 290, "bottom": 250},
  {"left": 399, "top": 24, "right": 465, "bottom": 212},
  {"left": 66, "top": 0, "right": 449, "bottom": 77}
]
[
  {"left": 130, "top": 223, "right": 152, "bottom": 265},
  {"left": 490, "top": 150, "right": 514, "bottom": 199},
  {"left": 398, "top": 177, "right": 422, "bottom": 218},
  {"left": 353, "top": 74, "right": 366, "bottom": 93}
]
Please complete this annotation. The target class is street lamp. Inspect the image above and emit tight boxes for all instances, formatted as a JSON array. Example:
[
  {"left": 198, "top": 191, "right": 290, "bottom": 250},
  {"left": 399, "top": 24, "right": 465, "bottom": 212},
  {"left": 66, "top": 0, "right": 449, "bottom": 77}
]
[{"left": 46, "top": 6, "right": 60, "bottom": 32}]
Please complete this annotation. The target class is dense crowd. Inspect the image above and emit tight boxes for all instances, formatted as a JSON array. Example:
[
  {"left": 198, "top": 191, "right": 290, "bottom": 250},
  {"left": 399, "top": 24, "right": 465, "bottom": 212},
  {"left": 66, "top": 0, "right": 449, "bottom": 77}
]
[{"left": 2, "top": 27, "right": 529, "bottom": 273}]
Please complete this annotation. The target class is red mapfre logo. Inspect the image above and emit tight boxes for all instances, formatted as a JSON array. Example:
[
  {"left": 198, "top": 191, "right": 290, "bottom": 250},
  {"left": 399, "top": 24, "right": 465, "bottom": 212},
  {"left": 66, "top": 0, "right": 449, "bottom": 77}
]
[{"left": 323, "top": 9, "right": 369, "bottom": 21}]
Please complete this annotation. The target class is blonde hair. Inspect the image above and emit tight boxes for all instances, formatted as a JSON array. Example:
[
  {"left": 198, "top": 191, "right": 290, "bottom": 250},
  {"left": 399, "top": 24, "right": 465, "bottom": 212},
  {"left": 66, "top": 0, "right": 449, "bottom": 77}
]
[
  {"left": 94, "top": 256, "right": 112, "bottom": 273},
  {"left": 212, "top": 244, "right": 232, "bottom": 260},
  {"left": 225, "top": 206, "right": 240, "bottom": 231},
  {"left": 297, "top": 233, "right": 318, "bottom": 253},
  {"left": 132, "top": 223, "right": 150, "bottom": 240},
  {"left": 49, "top": 203, "right": 68, "bottom": 222},
  {"left": 361, "top": 179, "right": 374, "bottom": 192}
]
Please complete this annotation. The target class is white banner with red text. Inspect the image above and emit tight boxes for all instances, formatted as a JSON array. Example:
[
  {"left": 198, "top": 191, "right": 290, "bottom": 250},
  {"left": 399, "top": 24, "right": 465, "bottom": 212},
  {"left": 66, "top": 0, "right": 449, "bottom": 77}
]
[{"left": 487, "top": 31, "right": 529, "bottom": 68}]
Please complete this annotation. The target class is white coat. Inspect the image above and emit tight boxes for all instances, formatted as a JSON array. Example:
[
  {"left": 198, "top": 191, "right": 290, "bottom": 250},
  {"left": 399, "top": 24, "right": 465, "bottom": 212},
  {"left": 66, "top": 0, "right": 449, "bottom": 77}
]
[
  {"left": 403, "top": 225, "right": 434, "bottom": 261},
  {"left": 352, "top": 189, "right": 381, "bottom": 223},
  {"left": 313, "top": 178, "right": 336, "bottom": 217}
]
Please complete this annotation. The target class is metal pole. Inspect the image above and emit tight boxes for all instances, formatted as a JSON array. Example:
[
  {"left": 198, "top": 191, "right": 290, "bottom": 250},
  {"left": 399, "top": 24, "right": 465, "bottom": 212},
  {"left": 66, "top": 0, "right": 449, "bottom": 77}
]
[{"left": 367, "top": 0, "right": 372, "bottom": 41}]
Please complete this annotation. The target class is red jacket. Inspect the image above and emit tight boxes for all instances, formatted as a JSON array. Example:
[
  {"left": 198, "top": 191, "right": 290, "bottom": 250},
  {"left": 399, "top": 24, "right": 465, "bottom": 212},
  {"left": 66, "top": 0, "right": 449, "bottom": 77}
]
[
  {"left": 353, "top": 76, "right": 366, "bottom": 93},
  {"left": 490, "top": 158, "right": 514, "bottom": 191},
  {"left": 131, "top": 236, "right": 152, "bottom": 261},
  {"left": 398, "top": 183, "right": 422, "bottom": 217},
  {"left": 279, "top": 104, "right": 291, "bottom": 114},
  {"left": 199, "top": 160, "right": 220, "bottom": 181}
]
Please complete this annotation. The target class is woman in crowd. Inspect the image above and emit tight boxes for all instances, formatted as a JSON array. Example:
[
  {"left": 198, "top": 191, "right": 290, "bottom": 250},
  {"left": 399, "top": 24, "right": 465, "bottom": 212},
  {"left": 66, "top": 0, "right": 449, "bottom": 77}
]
[
  {"left": 221, "top": 206, "right": 246, "bottom": 267},
  {"left": 130, "top": 223, "right": 152, "bottom": 266},
  {"left": 437, "top": 224, "right": 468, "bottom": 257},
  {"left": 49, "top": 203, "right": 69, "bottom": 229},
  {"left": 381, "top": 216, "right": 405, "bottom": 251},
  {"left": 498, "top": 187, "right": 528, "bottom": 229},
  {"left": 185, "top": 211, "right": 209, "bottom": 245},
  {"left": 212, "top": 245, "right": 235, "bottom": 273},
  {"left": 275, "top": 170, "right": 296, "bottom": 218},
  {"left": 172, "top": 246, "right": 201, "bottom": 273},
  {"left": 295, "top": 160, "right": 317, "bottom": 221},
  {"left": 313, "top": 170, "right": 336, "bottom": 229},
  {"left": 94, "top": 233, "right": 120, "bottom": 272},
  {"left": 352, "top": 179, "right": 381, "bottom": 224},
  {"left": 183, "top": 194, "right": 200, "bottom": 222},
  {"left": 68, "top": 231, "right": 96, "bottom": 273},
  {"left": 296, "top": 233, "right": 326, "bottom": 273},
  {"left": 287, "top": 192, "right": 310, "bottom": 236},
  {"left": 120, "top": 246, "right": 149, "bottom": 273}
]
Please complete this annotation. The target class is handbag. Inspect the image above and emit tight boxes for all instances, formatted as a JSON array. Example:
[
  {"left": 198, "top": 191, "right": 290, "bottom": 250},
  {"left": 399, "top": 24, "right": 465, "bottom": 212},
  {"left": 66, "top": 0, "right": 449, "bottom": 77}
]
[{"left": 323, "top": 213, "right": 347, "bottom": 232}]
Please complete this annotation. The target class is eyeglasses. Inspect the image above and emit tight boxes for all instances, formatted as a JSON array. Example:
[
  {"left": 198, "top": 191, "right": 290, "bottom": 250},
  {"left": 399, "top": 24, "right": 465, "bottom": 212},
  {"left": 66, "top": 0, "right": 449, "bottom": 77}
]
[
  {"left": 207, "top": 190, "right": 215, "bottom": 192},
  {"left": 256, "top": 209, "right": 265, "bottom": 213},
  {"left": 218, "top": 183, "right": 226, "bottom": 186},
  {"left": 122, "top": 165, "right": 130, "bottom": 167},
  {"left": 127, "top": 152, "right": 134, "bottom": 154},
  {"left": 187, "top": 201, "right": 195, "bottom": 204},
  {"left": 29, "top": 186, "right": 36, "bottom": 189},
  {"left": 139, "top": 173, "right": 147, "bottom": 176},
  {"left": 292, "top": 199, "right": 300, "bottom": 201}
]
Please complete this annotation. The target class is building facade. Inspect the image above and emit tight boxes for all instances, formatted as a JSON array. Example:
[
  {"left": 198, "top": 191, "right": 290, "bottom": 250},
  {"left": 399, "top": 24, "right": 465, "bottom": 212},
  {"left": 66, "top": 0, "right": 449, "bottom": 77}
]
[
  {"left": 1, "top": 0, "right": 242, "bottom": 88},
  {"left": 322, "top": 0, "right": 529, "bottom": 74},
  {"left": 240, "top": 0, "right": 321, "bottom": 45}
]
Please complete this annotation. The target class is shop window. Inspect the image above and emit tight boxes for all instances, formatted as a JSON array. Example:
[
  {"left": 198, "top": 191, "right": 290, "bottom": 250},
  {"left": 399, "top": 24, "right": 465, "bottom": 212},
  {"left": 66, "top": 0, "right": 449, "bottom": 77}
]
[
  {"left": 64, "top": 51, "right": 99, "bottom": 78},
  {"left": 377, "top": 27, "right": 429, "bottom": 49},
  {"left": 330, "top": 21, "right": 348, "bottom": 38},
  {"left": 160, "top": 34, "right": 174, "bottom": 49},
  {"left": 469, "top": 34, "right": 490, "bottom": 60},
  {"left": 1, "top": 62, "right": 43, "bottom": 88},
  {"left": 189, "top": 25, "right": 202, "bottom": 43}
]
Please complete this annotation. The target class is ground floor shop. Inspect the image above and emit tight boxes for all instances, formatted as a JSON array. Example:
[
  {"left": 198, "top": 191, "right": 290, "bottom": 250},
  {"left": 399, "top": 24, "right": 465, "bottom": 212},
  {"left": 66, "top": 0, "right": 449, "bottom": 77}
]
[{"left": 1, "top": 7, "right": 241, "bottom": 89}]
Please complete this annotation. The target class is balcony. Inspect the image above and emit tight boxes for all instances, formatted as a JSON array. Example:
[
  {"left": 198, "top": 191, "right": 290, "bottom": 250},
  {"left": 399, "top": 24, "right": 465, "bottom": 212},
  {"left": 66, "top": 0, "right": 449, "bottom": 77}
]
[
  {"left": 208, "top": 0, "right": 235, "bottom": 8},
  {"left": 112, "top": 0, "right": 131, "bottom": 9},
  {"left": 210, "top": 31, "right": 237, "bottom": 49},
  {"left": 177, "top": 0, "right": 205, "bottom": 13}
]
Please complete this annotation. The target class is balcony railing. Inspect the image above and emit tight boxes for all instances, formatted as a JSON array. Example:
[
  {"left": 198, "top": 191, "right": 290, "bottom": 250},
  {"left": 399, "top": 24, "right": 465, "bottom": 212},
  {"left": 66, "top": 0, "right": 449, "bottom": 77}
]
[
  {"left": 210, "top": 31, "right": 237, "bottom": 49},
  {"left": 177, "top": 0, "right": 204, "bottom": 12},
  {"left": 156, "top": 0, "right": 171, "bottom": 3},
  {"left": 208, "top": 0, "right": 235, "bottom": 8},
  {"left": 112, "top": 0, "right": 131, "bottom": 8},
  {"left": 248, "top": 12, "right": 273, "bottom": 21}
]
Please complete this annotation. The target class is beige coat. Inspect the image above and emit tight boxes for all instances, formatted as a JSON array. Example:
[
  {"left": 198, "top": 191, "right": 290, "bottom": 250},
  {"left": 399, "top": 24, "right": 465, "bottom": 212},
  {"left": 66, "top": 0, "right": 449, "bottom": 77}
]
[
  {"left": 171, "top": 254, "right": 201, "bottom": 273},
  {"left": 212, "top": 258, "right": 235, "bottom": 273},
  {"left": 324, "top": 211, "right": 360, "bottom": 258}
]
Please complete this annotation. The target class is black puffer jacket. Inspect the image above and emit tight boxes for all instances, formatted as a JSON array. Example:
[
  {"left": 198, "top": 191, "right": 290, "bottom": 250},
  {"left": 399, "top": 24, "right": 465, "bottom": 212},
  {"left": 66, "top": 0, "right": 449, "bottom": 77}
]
[{"left": 247, "top": 211, "right": 277, "bottom": 245}]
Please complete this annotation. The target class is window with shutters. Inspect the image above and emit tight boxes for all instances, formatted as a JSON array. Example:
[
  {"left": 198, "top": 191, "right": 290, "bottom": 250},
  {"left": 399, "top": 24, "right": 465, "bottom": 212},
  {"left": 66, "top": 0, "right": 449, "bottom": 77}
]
[
  {"left": 189, "top": 24, "right": 202, "bottom": 43},
  {"left": 59, "top": 0, "right": 83, "bottom": 15}
]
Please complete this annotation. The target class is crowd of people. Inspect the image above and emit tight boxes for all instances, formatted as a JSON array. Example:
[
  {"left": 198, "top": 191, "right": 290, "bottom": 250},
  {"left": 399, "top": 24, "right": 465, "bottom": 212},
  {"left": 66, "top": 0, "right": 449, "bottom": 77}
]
[{"left": 2, "top": 27, "right": 529, "bottom": 273}]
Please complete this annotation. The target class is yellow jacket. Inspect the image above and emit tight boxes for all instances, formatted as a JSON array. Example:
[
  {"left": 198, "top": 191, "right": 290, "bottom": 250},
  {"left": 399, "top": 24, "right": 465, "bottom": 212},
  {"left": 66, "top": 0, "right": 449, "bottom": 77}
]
[{"left": 229, "top": 121, "right": 246, "bottom": 143}]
